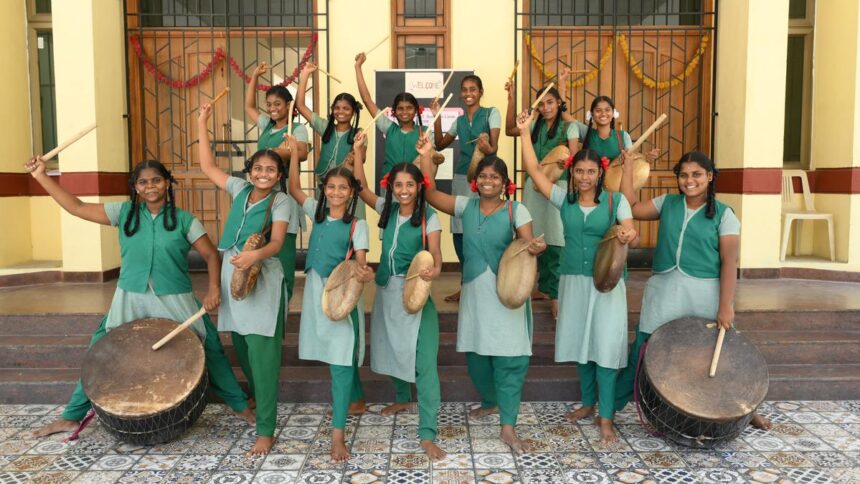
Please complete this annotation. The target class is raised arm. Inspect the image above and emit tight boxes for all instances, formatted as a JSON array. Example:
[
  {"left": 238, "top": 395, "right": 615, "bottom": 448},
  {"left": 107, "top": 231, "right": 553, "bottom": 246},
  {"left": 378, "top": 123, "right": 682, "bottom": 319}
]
[
  {"left": 557, "top": 67, "right": 576, "bottom": 123},
  {"left": 244, "top": 63, "right": 267, "bottom": 124},
  {"left": 516, "top": 111, "right": 555, "bottom": 200},
  {"left": 350, "top": 131, "right": 379, "bottom": 208},
  {"left": 504, "top": 80, "right": 519, "bottom": 137},
  {"left": 416, "top": 133, "right": 455, "bottom": 215},
  {"left": 25, "top": 156, "right": 110, "bottom": 225},
  {"left": 353, "top": 53, "right": 380, "bottom": 117},
  {"left": 430, "top": 98, "right": 456, "bottom": 150},
  {"left": 197, "top": 104, "right": 229, "bottom": 190},
  {"left": 620, "top": 153, "right": 659, "bottom": 220},
  {"left": 294, "top": 62, "right": 317, "bottom": 124},
  {"left": 285, "top": 134, "right": 309, "bottom": 207},
  {"left": 717, "top": 234, "right": 739, "bottom": 330}
]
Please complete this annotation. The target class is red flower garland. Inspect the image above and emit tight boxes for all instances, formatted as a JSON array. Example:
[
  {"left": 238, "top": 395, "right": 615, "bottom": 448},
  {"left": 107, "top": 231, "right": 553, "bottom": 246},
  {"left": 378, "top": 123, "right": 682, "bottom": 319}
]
[{"left": 130, "top": 33, "right": 318, "bottom": 91}]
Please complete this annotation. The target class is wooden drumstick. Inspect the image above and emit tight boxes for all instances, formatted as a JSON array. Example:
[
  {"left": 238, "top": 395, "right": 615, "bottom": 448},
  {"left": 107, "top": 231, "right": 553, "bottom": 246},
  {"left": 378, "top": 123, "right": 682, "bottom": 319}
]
[
  {"left": 629, "top": 113, "right": 668, "bottom": 153},
  {"left": 287, "top": 100, "right": 294, "bottom": 135},
  {"left": 708, "top": 327, "right": 727, "bottom": 377},
  {"left": 508, "top": 60, "right": 520, "bottom": 83},
  {"left": 531, "top": 82, "right": 555, "bottom": 110},
  {"left": 430, "top": 93, "right": 453, "bottom": 126},
  {"left": 432, "top": 72, "right": 454, "bottom": 105},
  {"left": 211, "top": 87, "right": 230, "bottom": 105},
  {"left": 316, "top": 66, "right": 342, "bottom": 84},
  {"left": 513, "top": 234, "right": 544, "bottom": 257},
  {"left": 151, "top": 307, "right": 207, "bottom": 351},
  {"left": 41, "top": 123, "right": 97, "bottom": 161},
  {"left": 362, "top": 107, "right": 390, "bottom": 132},
  {"left": 365, "top": 35, "right": 389, "bottom": 56}
]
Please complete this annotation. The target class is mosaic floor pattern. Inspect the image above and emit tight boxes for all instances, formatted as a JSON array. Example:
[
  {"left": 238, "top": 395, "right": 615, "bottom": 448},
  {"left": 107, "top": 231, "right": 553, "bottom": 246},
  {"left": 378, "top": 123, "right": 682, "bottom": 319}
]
[{"left": 0, "top": 401, "right": 857, "bottom": 483}]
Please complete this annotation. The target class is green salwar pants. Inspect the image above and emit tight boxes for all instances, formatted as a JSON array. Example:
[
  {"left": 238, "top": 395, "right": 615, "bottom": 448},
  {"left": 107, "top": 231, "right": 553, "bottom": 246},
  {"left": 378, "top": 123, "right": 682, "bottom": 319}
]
[
  {"left": 329, "top": 307, "right": 366, "bottom": 429},
  {"left": 453, "top": 234, "right": 464, "bottom": 279},
  {"left": 231, "top": 289, "right": 286, "bottom": 437},
  {"left": 537, "top": 245, "right": 562, "bottom": 300},
  {"left": 465, "top": 352, "right": 530, "bottom": 426},
  {"left": 614, "top": 328, "right": 650, "bottom": 412},
  {"left": 278, "top": 233, "right": 298, "bottom": 305},
  {"left": 389, "top": 299, "right": 441, "bottom": 441},
  {"left": 63, "top": 314, "right": 249, "bottom": 421},
  {"left": 578, "top": 362, "right": 619, "bottom": 420}
]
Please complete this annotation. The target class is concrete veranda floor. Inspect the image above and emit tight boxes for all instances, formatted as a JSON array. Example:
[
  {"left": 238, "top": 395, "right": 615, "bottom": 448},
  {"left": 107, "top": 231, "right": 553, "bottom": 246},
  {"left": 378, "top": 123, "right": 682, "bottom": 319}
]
[{"left": 0, "top": 401, "right": 859, "bottom": 483}]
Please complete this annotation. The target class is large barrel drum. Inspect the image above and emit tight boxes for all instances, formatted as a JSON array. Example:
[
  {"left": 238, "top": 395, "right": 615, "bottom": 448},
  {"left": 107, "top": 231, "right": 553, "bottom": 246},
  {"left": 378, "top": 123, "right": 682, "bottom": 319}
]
[{"left": 81, "top": 318, "right": 208, "bottom": 445}]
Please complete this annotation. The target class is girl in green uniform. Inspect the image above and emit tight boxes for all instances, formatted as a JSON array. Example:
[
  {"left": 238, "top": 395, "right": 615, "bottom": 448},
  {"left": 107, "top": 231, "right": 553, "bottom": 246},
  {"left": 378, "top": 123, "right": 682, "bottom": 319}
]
[
  {"left": 350, "top": 131, "right": 446, "bottom": 461},
  {"left": 517, "top": 110, "right": 638, "bottom": 444},
  {"left": 199, "top": 104, "right": 291, "bottom": 456},
  {"left": 615, "top": 151, "right": 771, "bottom": 430},
  {"left": 285, "top": 135, "right": 374, "bottom": 463},
  {"left": 354, "top": 52, "right": 427, "bottom": 178},
  {"left": 26, "top": 157, "right": 253, "bottom": 440},
  {"left": 580, "top": 96, "right": 633, "bottom": 161},
  {"left": 430, "top": 75, "right": 501, "bottom": 302},
  {"left": 245, "top": 63, "right": 311, "bottom": 307},
  {"left": 418, "top": 133, "right": 546, "bottom": 454},
  {"left": 504, "top": 81, "right": 581, "bottom": 319}
]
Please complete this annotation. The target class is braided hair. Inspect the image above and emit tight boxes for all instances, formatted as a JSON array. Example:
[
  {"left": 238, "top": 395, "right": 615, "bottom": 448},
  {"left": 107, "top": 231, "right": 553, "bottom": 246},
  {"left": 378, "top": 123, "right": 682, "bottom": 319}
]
[
  {"left": 392, "top": 92, "right": 424, "bottom": 131},
  {"left": 124, "top": 160, "right": 178, "bottom": 237},
  {"left": 321, "top": 93, "right": 362, "bottom": 145},
  {"left": 378, "top": 162, "right": 426, "bottom": 230},
  {"left": 265, "top": 85, "right": 295, "bottom": 126},
  {"left": 565, "top": 149, "right": 606, "bottom": 205},
  {"left": 674, "top": 151, "right": 719, "bottom": 219},
  {"left": 581, "top": 96, "right": 617, "bottom": 151},
  {"left": 475, "top": 155, "right": 514, "bottom": 201},
  {"left": 314, "top": 166, "right": 362, "bottom": 224},
  {"left": 530, "top": 86, "right": 566, "bottom": 144},
  {"left": 244, "top": 149, "right": 288, "bottom": 194}
]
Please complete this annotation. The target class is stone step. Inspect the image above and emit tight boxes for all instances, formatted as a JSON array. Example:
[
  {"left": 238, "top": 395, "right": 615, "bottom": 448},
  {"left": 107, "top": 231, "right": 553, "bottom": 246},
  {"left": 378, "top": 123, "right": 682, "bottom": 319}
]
[
  {"left": 3, "top": 330, "right": 858, "bottom": 369},
  {"left": 2, "top": 363, "right": 858, "bottom": 405}
]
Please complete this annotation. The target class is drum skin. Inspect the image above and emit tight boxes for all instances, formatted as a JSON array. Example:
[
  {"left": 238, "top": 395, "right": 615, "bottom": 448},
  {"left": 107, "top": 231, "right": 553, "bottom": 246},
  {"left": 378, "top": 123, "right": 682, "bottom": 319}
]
[
  {"left": 82, "top": 319, "right": 208, "bottom": 445},
  {"left": 538, "top": 145, "right": 570, "bottom": 186},
  {"left": 603, "top": 152, "right": 650, "bottom": 192},
  {"left": 322, "top": 260, "right": 364, "bottom": 321},
  {"left": 496, "top": 239, "right": 538, "bottom": 309},
  {"left": 403, "top": 250, "right": 434, "bottom": 314},
  {"left": 593, "top": 225, "right": 628, "bottom": 293},
  {"left": 230, "top": 232, "right": 265, "bottom": 300},
  {"left": 466, "top": 134, "right": 489, "bottom": 182},
  {"left": 636, "top": 317, "right": 769, "bottom": 448}
]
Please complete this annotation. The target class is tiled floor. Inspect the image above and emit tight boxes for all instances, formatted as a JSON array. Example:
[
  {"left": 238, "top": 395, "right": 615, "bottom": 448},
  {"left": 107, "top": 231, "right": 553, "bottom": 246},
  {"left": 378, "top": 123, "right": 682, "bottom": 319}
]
[{"left": 0, "top": 401, "right": 857, "bottom": 483}]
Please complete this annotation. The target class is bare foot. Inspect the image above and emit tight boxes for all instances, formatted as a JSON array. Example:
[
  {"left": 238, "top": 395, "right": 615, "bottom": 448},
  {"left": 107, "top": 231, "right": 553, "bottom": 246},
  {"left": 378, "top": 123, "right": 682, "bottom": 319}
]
[
  {"left": 421, "top": 439, "right": 446, "bottom": 461},
  {"left": 598, "top": 417, "right": 619, "bottom": 444},
  {"left": 469, "top": 405, "right": 498, "bottom": 418},
  {"left": 531, "top": 289, "right": 549, "bottom": 301},
  {"left": 235, "top": 407, "right": 256, "bottom": 426},
  {"left": 550, "top": 299, "right": 559, "bottom": 319},
  {"left": 246, "top": 436, "right": 274, "bottom": 457},
  {"left": 750, "top": 413, "right": 772, "bottom": 430},
  {"left": 381, "top": 402, "right": 416, "bottom": 416},
  {"left": 247, "top": 398, "right": 256, "bottom": 410},
  {"left": 327, "top": 400, "right": 367, "bottom": 418},
  {"left": 30, "top": 419, "right": 79, "bottom": 438},
  {"left": 330, "top": 428, "right": 351, "bottom": 463},
  {"left": 444, "top": 290, "right": 460, "bottom": 303},
  {"left": 500, "top": 425, "right": 529, "bottom": 454},
  {"left": 564, "top": 405, "right": 595, "bottom": 422}
]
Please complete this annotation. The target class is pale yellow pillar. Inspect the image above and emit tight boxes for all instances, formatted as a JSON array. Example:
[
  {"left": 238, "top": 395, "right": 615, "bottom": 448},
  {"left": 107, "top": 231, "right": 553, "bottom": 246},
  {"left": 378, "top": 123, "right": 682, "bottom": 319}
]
[
  {"left": 52, "top": 0, "right": 128, "bottom": 273},
  {"left": 809, "top": 0, "right": 860, "bottom": 266},
  {"left": 714, "top": 0, "right": 789, "bottom": 270}
]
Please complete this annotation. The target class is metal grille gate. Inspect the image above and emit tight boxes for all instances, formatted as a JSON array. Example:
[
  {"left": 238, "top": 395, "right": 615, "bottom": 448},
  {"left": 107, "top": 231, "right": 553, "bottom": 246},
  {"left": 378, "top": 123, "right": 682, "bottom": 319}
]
[
  {"left": 124, "top": 0, "right": 329, "bottom": 248},
  {"left": 515, "top": 0, "right": 716, "bottom": 248}
]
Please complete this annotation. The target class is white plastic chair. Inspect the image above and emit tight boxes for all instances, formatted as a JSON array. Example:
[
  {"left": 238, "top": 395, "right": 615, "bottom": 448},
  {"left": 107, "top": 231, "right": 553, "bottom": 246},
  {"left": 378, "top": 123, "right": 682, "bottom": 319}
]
[{"left": 780, "top": 170, "right": 835, "bottom": 261}]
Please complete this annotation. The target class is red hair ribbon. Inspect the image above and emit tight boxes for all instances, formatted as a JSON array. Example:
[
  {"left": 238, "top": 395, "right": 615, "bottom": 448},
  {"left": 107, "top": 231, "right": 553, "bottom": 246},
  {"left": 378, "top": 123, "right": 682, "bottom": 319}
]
[
  {"left": 422, "top": 174, "right": 431, "bottom": 188},
  {"left": 470, "top": 179, "right": 479, "bottom": 192},
  {"left": 418, "top": 105, "right": 425, "bottom": 116},
  {"left": 380, "top": 173, "right": 391, "bottom": 190},
  {"left": 564, "top": 155, "right": 575, "bottom": 170},
  {"left": 600, "top": 156, "right": 610, "bottom": 171},
  {"left": 506, "top": 181, "right": 517, "bottom": 196}
]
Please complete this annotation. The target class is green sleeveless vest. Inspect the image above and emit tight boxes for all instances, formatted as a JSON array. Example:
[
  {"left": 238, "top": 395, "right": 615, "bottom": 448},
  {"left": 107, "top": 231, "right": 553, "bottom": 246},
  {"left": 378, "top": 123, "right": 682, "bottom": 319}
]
[
  {"left": 218, "top": 185, "right": 276, "bottom": 251},
  {"left": 455, "top": 107, "right": 492, "bottom": 175},
  {"left": 382, "top": 124, "right": 425, "bottom": 174},
  {"left": 316, "top": 128, "right": 355, "bottom": 176},
  {"left": 585, "top": 128, "right": 627, "bottom": 160},
  {"left": 375, "top": 204, "right": 436, "bottom": 286},
  {"left": 461, "top": 199, "right": 518, "bottom": 283},
  {"left": 559, "top": 191, "right": 621, "bottom": 277},
  {"left": 532, "top": 119, "right": 570, "bottom": 181},
  {"left": 306, "top": 212, "right": 355, "bottom": 278},
  {"left": 652, "top": 194, "right": 727, "bottom": 278}
]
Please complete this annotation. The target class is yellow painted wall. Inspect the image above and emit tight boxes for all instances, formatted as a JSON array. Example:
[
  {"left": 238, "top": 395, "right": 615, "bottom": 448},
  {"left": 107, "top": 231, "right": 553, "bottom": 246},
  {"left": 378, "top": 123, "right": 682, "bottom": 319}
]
[
  {"left": 29, "top": 197, "right": 62, "bottom": 261},
  {"left": 0, "top": 1, "right": 34, "bottom": 267},
  {"left": 713, "top": 0, "right": 748, "bottom": 169}
]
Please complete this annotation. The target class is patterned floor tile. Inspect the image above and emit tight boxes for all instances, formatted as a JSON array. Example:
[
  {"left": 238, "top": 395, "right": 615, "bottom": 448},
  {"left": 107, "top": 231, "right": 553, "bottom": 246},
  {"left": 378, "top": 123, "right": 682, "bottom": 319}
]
[
  {"left": 829, "top": 467, "right": 860, "bottom": 484},
  {"left": 350, "top": 439, "right": 390, "bottom": 454},
  {"left": 739, "top": 467, "right": 786, "bottom": 484},
  {"left": 89, "top": 454, "right": 140, "bottom": 471},
  {"left": 560, "top": 469, "right": 611, "bottom": 484},
  {"left": 430, "top": 452, "right": 472, "bottom": 470},
  {"left": 390, "top": 438, "right": 423, "bottom": 454},
  {"left": 693, "top": 468, "right": 746, "bottom": 483},
  {"left": 435, "top": 438, "right": 470, "bottom": 454},
  {"left": 385, "top": 469, "right": 429, "bottom": 483},
  {"left": 218, "top": 453, "right": 264, "bottom": 471},
  {"left": 763, "top": 451, "right": 815, "bottom": 468},
  {"left": 431, "top": 469, "right": 475, "bottom": 483},
  {"left": 555, "top": 452, "right": 598, "bottom": 469},
  {"left": 285, "top": 415, "right": 324, "bottom": 427},
  {"left": 354, "top": 426, "right": 393, "bottom": 439},
  {"left": 604, "top": 468, "right": 658, "bottom": 483},
  {"left": 821, "top": 434, "right": 860, "bottom": 451},
  {"left": 343, "top": 469, "right": 386, "bottom": 483},
  {"left": 209, "top": 471, "right": 256, "bottom": 483},
  {"left": 260, "top": 453, "right": 305, "bottom": 471},
  {"left": 435, "top": 426, "right": 467, "bottom": 440},
  {"left": 357, "top": 412, "right": 395, "bottom": 427},
  {"left": 782, "top": 467, "right": 835, "bottom": 484},
  {"left": 596, "top": 452, "right": 644, "bottom": 469},
  {"left": 269, "top": 440, "right": 312, "bottom": 454},
  {"left": 469, "top": 426, "right": 501, "bottom": 439},
  {"left": 474, "top": 468, "right": 519, "bottom": 483},
  {"left": 720, "top": 451, "right": 771, "bottom": 469},
  {"left": 344, "top": 452, "right": 387, "bottom": 471},
  {"left": 300, "top": 453, "right": 344, "bottom": 472},
  {"left": 131, "top": 454, "right": 180, "bottom": 471},
  {"left": 4, "top": 455, "right": 55, "bottom": 472},
  {"left": 514, "top": 452, "right": 559, "bottom": 469},
  {"left": 638, "top": 451, "right": 686, "bottom": 468},
  {"left": 296, "top": 470, "right": 342, "bottom": 483},
  {"left": 389, "top": 453, "right": 429, "bottom": 470},
  {"left": 164, "top": 470, "right": 212, "bottom": 483},
  {"left": 27, "top": 470, "right": 79, "bottom": 483},
  {"left": 46, "top": 454, "right": 96, "bottom": 471},
  {"left": 251, "top": 471, "right": 299, "bottom": 483},
  {"left": 395, "top": 414, "right": 420, "bottom": 426},
  {"left": 70, "top": 470, "right": 123, "bottom": 483},
  {"left": 473, "top": 453, "right": 515, "bottom": 469}
]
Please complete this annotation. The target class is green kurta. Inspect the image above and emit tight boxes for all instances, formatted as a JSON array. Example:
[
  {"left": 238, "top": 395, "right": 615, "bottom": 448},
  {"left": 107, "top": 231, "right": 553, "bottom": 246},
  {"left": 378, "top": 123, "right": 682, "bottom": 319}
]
[
  {"left": 377, "top": 116, "right": 427, "bottom": 175},
  {"left": 582, "top": 128, "right": 633, "bottom": 160}
]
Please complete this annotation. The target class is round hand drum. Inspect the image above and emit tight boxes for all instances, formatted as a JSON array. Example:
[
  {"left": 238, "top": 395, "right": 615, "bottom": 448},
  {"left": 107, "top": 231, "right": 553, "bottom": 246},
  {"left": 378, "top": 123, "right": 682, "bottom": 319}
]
[
  {"left": 636, "top": 317, "right": 769, "bottom": 448},
  {"left": 82, "top": 319, "right": 208, "bottom": 445}
]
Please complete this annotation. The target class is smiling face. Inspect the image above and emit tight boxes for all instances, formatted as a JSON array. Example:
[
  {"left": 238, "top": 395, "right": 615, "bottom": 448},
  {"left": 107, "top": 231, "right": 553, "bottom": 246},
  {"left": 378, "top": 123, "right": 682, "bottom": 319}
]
[
  {"left": 591, "top": 100, "right": 615, "bottom": 128},
  {"left": 324, "top": 174, "right": 354, "bottom": 209},
  {"left": 677, "top": 161, "right": 712, "bottom": 198},
  {"left": 394, "top": 100, "right": 417, "bottom": 125},
  {"left": 266, "top": 94, "right": 290, "bottom": 123},
  {"left": 392, "top": 171, "right": 419, "bottom": 207},
  {"left": 249, "top": 156, "right": 281, "bottom": 191},
  {"left": 460, "top": 79, "right": 482, "bottom": 107},
  {"left": 135, "top": 168, "right": 169, "bottom": 204},
  {"left": 537, "top": 95, "right": 561, "bottom": 123},
  {"left": 332, "top": 99, "right": 355, "bottom": 125},
  {"left": 475, "top": 165, "right": 505, "bottom": 199}
]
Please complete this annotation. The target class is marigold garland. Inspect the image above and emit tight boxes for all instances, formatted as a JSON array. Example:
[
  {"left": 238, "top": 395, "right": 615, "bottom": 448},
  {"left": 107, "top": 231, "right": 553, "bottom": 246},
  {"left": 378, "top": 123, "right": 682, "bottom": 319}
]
[
  {"left": 523, "top": 33, "right": 708, "bottom": 91},
  {"left": 130, "top": 33, "right": 318, "bottom": 91}
]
